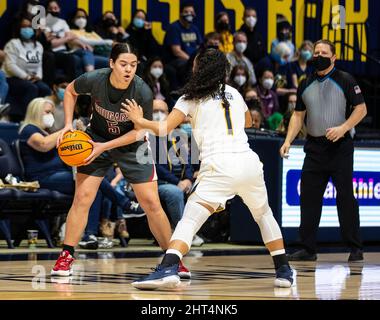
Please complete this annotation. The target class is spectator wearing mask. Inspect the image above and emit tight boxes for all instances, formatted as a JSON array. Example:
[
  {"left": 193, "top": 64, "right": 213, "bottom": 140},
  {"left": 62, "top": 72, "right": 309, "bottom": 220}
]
[
  {"left": 226, "top": 31, "right": 257, "bottom": 85},
  {"left": 151, "top": 100, "right": 204, "bottom": 246},
  {"left": 271, "top": 18, "right": 295, "bottom": 61},
  {"left": 68, "top": 8, "right": 112, "bottom": 68},
  {"left": 45, "top": 75, "right": 69, "bottom": 132},
  {"left": 143, "top": 57, "right": 174, "bottom": 109},
  {"left": 256, "top": 69, "right": 280, "bottom": 119},
  {"left": 126, "top": 10, "right": 161, "bottom": 62},
  {"left": 163, "top": 2, "right": 202, "bottom": 87},
  {"left": 3, "top": 16, "right": 51, "bottom": 122},
  {"left": 244, "top": 88, "right": 263, "bottom": 111},
  {"left": 95, "top": 11, "right": 129, "bottom": 43},
  {"left": 290, "top": 40, "right": 314, "bottom": 88},
  {"left": 215, "top": 11, "right": 234, "bottom": 54},
  {"left": 228, "top": 65, "right": 252, "bottom": 95},
  {"left": 44, "top": 0, "right": 96, "bottom": 78},
  {"left": 239, "top": 7, "right": 266, "bottom": 64}
]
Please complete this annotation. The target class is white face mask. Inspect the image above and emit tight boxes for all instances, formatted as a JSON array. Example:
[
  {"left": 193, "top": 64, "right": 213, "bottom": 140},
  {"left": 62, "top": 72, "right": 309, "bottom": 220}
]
[
  {"left": 75, "top": 17, "right": 87, "bottom": 29},
  {"left": 234, "top": 75, "right": 247, "bottom": 86},
  {"left": 152, "top": 111, "right": 167, "bottom": 121},
  {"left": 235, "top": 42, "right": 247, "bottom": 53},
  {"left": 42, "top": 113, "right": 55, "bottom": 128},
  {"left": 150, "top": 67, "right": 163, "bottom": 79},
  {"left": 262, "top": 78, "right": 274, "bottom": 90},
  {"left": 245, "top": 16, "right": 257, "bottom": 28}
]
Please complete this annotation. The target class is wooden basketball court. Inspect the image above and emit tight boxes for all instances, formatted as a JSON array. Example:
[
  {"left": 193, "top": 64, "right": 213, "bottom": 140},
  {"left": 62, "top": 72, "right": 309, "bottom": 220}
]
[{"left": 0, "top": 240, "right": 379, "bottom": 300}]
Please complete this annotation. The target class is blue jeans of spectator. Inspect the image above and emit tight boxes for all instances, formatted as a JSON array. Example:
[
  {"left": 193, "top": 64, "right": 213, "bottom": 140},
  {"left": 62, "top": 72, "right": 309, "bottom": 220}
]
[
  {"left": 94, "top": 55, "right": 110, "bottom": 69},
  {"left": 38, "top": 170, "right": 75, "bottom": 195},
  {"left": 74, "top": 48, "right": 95, "bottom": 69},
  {"left": 158, "top": 183, "right": 185, "bottom": 227},
  {"left": 83, "top": 178, "right": 131, "bottom": 237},
  {"left": 6, "top": 78, "right": 51, "bottom": 122},
  {"left": 0, "top": 71, "right": 9, "bottom": 104}
]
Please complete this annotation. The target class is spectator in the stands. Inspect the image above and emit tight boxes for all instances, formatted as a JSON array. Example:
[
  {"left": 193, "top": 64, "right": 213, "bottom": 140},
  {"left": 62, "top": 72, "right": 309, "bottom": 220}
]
[
  {"left": 142, "top": 57, "right": 174, "bottom": 109},
  {"left": 45, "top": 75, "right": 69, "bottom": 132},
  {"left": 228, "top": 65, "right": 252, "bottom": 95},
  {"left": 249, "top": 106, "right": 265, "bottom": 129},
  {"left": 163, "top": 1, "right": 202, "bottom": 87},
  {"left": 271, "top": 17, "right": 295, "bottom": 61},
  {"left": 256, "top": 69, "right": 280, "bottom": 119},
  {"left": 126, "top": 9, "right": 161, "bottom": 63},
  {"left": 215, "top": 11, "right": 233, "bottom": 54},
  {"left": 68, "top": 8, "right": 111, "bottom": 68},
  {"left": 151, "top": 100, "right": 204, "bottom": 246},
  {"left": 239, "top": 7, "right": 266, "bottom": 64},
  {"left": 277, "top": 92, "right": 307, "bottom": 139},
  {"left": 226, "top": 31, "right": 257, "bottom": 85},
  {"left": 94, "top": 11, "right": 129, "bottom": 43},
  {"left": 290, "top": 40, "right": 314, "bottom": 88},
  {"left": 3, "top": 15, "right": 51, "bottom": 123},
  {"left": 0, "top": 50, "right": 9, "bottom": 106},
  {"left": 13, "top": 1, "right": 59, "bottom": 88},
  {"left": 44, "top": 0, "right": 95, "bottom": 79}
]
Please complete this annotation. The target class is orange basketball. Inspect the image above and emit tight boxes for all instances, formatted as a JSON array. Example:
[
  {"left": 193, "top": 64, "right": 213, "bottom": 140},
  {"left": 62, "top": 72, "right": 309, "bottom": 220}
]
[{"left": 57, "top": 130, "right": 93, "bottom": 167}]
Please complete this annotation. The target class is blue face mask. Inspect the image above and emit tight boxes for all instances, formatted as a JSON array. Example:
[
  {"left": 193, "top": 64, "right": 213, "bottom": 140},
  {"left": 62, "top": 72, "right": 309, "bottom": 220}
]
[
  {"left": 57, "top": 87, "right": 65, "bottom": 101},
  {"left": 300, "top": 50, "right": 312, "bottom": 61},
  {"left": 271, "top": 51, "right": 287, "bottom": 66},
  {"left": 133, "top": 17, "right": 145, "bottom": 29},
  {"left": 180, "top": 123, "right": 192, "bottom": 137},
  {"left": 20, "top": 27, "right": 35, "bottom": 40}
]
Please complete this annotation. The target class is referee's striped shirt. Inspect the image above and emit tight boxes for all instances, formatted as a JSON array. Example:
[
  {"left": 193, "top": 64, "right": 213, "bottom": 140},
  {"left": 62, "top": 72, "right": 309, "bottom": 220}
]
[{"left": 295, "top": 67, "right": 365, "bottom": 137}]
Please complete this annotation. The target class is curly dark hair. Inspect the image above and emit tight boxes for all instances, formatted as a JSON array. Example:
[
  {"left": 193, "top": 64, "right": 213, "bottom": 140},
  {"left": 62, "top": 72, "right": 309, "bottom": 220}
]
[{"left": 179, "top": 48, "right": 231, "bottom": 108}]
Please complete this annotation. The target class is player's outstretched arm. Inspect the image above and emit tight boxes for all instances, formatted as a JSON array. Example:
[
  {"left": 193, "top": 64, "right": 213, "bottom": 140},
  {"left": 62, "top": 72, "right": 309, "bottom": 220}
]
[{"left": 121, "top": 99, "right": 185, "bottom": 137}]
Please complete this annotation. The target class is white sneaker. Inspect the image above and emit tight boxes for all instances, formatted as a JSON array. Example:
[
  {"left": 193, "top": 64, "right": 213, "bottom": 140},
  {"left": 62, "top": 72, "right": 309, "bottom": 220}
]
[{"left": 191, "top": 234, "right": 204, "bottom": 247}]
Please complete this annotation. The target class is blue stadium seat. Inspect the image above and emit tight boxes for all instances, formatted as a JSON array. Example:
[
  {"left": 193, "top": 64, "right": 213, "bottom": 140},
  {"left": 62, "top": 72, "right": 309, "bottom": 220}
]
[{"left": 0, "top": 138, "right": 68, "bottom": 248}]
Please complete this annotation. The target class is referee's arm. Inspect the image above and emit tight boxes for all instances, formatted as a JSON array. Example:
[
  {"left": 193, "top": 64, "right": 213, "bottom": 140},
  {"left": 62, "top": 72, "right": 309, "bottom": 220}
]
[
  {"left": 279, "top": 110, "right": 306, "bottom": 158},
  {"left": 326, "top": 103, "right": 367, "bottom": 142}
]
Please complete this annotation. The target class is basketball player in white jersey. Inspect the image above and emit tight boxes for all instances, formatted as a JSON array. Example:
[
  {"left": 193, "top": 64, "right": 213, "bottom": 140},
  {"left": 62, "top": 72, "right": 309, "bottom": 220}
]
[{"left": 122, "top": 49, "right": 296, "bottom": 290}]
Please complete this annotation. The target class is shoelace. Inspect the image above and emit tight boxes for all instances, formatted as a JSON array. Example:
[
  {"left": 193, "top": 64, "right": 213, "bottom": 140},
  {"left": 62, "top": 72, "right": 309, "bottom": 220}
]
[{"left": 56, "top": 257, "right": 72, "bottom": 268}]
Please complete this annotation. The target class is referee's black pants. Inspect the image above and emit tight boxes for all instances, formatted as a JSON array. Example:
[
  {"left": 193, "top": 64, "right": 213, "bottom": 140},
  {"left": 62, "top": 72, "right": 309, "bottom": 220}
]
[{"left": 299, "top": 135, "right": 362, "bottom": 253}]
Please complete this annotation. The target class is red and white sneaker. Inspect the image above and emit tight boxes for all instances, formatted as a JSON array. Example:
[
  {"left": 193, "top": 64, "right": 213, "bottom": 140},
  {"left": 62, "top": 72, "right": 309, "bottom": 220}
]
[
  {"left": 178, "top": 260, "right": 191, "bottom": 279},
  {"left": 51, "top": 250, "right": 75, "bottom": 277}
]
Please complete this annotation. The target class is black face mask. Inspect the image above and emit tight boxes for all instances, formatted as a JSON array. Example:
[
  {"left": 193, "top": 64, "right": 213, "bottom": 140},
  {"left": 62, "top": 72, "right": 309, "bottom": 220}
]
[
  {"left": 246, "top": 99, "right": 261, "bottom": 110},
  {"left": 48, "top": 11, "right": 60, "bottom": 17},
  {"left": 207, "top": 44, "right": 219, "bottom": 50},
  {"left": 279, "top": 31, "right": 291, "bottom": 41},
  {"left": 312, "top": 55, "right": 332, "bottom": 71},
  {"left": 216, "top": 21, "right": 230, "bottom": 32},
  {"left": 103, "top": 18, "right": 116, "bottom": 27}
]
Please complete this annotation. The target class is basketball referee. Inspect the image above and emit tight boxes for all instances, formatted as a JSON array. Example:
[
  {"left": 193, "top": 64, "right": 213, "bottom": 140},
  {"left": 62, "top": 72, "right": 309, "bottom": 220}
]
[{"left": 280, "top": 39, "right": 367, "bottom": 262}]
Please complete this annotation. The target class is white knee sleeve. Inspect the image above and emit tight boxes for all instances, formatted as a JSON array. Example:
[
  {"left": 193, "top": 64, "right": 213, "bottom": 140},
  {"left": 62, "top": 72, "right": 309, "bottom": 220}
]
[
  {"left": 254, "top": 208, "right": 283, "bottom": 244},
  {"left": 171, "top": 199, "right": 212, "bottom": 249}
]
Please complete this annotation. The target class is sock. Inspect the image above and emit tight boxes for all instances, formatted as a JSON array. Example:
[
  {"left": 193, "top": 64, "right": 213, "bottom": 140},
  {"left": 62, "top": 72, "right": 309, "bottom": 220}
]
[
  {"left": 270, "top": 249, "right": 289, "bottom": 269},
  {"left": 161, "top": 249, "right": 182, "bottom": 267},
  {"left": 62, "top": 244, "right": 75, "bottom": 257}
]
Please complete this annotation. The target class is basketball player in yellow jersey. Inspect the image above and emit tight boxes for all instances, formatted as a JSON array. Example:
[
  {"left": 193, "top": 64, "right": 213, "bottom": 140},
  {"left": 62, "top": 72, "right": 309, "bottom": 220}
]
[{"left": 122, "top": 48, "right": 296, "bottom": 290}]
